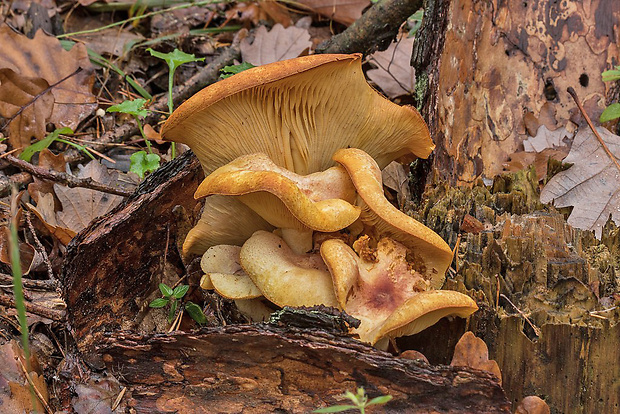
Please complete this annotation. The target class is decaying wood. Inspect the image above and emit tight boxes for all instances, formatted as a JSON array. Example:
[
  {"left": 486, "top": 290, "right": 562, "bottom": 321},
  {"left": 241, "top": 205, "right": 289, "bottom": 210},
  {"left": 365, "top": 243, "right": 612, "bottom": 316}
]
[
  {"left": 101, "top": 324, "right": 510, "bottom": 414},
  {"left": 61, "top": 150, "right": 204, "bottom": 353},
  {"left": 401, "top": 173, "right": 620, "bottom": 413},
  {"left": 414, "top": 0, "right": 620, "bottom": 184},
  {"left": 316, "top": 0, "right": 423, "bottom": 55}
]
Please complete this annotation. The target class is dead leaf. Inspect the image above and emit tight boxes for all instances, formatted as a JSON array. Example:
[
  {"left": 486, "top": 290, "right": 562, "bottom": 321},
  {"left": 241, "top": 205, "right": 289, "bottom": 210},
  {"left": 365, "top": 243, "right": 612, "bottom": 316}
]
[
  {"left": 0, "top": 23, "right": 96, "bottom": 145},
  {"left": 28, "top": 193, "right": 77, "bottom": 246},
  {"left": 0, "top": 225, "right": 36, "bottom": 274},
  {"left": 54, "top": 161, "right": 125, "bottom": 233},
  {"left": 367, "top": 35, "right": 415, "bottom": 98},
  {"left": 296, "top": 0, "right": 370, "bottom": 25},
  {"left": 515, "top": 396, "right": 550, "bottom": 414},
  {"left": 28, "top": 148, "right": 67, "bottom": 209},
  {"left": 224, "top": 1, "right": 292, "bottom": 28},
  {"left": 540, "top": 127, "right": 620, "bottom": 238},
  {"left": 504, "top": 147, "right": 569, "bottom": 181},
  {"left": 523, "top": 126, "right": 573, "bottom": 153},
  {"left": 0, "top": 68, "right": 55, "bottom": 150},
  {"left": 381, "top": 161, "right": 410, "bottom": 208},
  {"left": 0, "top": 340, "right": 49, "bottom": 414},
  {"left": 73, "top": 28, "right": 144, "bottom": 57},
  {"left": 241, "top": 24, "right": 312, "bottom": 66},
  {"left": 450, "top": 331, "right": 502, "bottom": 385}
]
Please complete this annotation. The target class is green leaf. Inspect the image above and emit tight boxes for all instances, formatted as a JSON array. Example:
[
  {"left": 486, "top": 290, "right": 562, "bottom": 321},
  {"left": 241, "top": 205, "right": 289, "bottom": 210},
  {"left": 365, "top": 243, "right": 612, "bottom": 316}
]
[
  {"left": 600, "top": 103, "right": 620, "bottom": 123},
  {"left": 20, "top": 127, "right": 73, "bottom": 162},
  {"left": 312, "top": 405, "right": 357, "bottom": 413},
  {"left": 220, "top": 62, "right": 256, "bottom": 79},
  {"left": 159, "top": 283, "right": 173, "bottom": 297},
  {"left": 602, "top": 66, "right": 620, "bottom": 82},
  {"left": 149, "top": 298, "right": 169, "bottom": 308},
  {"left": 172, "top": 284, "right": 189, "bottom": 299},
  {"left": 367, "top": 395, "right": 393, "bottom": 406},
  {"left": 130, "top": 151, "right": 161, "bottom": 179},
  {"left": 147, "top": 48, "right": 204, "bottom": 71},
  {"left": 168, "top": 299, "right": 178, "bottom": 323},
  {"left": 107, "top": 98, "right": 148, "bottom": 118},
  {"left": 185, "top": 301, "right": 208, "bottom": 325}
]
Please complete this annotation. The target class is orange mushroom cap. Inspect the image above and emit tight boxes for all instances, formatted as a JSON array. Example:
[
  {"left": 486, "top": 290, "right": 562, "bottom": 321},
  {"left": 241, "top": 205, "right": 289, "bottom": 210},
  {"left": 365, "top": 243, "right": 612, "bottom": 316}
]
[{"left": 161, "top": 54, "right": 433, "bottom": 176}]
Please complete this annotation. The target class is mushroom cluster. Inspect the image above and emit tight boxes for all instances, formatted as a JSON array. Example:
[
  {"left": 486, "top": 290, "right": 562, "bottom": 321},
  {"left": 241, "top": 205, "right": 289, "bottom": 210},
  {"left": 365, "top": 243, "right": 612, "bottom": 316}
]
[{"left": 161, "top": 54, "right": 477, "bottom": 347}]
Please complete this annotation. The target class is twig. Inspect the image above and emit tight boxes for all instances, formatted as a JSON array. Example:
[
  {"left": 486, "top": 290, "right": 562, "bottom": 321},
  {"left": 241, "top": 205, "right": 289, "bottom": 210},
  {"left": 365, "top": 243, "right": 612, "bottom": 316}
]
[
  {"left": 0, "top": 294, "right": 64, "bottom": 321},
  {"left": 499, "top": 294, "right": 541, "bottom": 337},
  {"left": 16, "top": 354, "right": 54, "bottom": 414},
  {"left": 0, "top": 273, "right": 55, "bottom": 290},
  {"left": 0, "top": 172, "right": 32, "bottom": 197},
  {"left": 567, "top": 87, "right": 620, "bottom": 172},
  {"left": 4, "top": 155, "right": 133, "bottom": 197},
  {"left": 0, "top": 67, "right": 83, "bottom": 133},
  {"left": 316, "top": 0, "right": 424, "bottom": 55}
]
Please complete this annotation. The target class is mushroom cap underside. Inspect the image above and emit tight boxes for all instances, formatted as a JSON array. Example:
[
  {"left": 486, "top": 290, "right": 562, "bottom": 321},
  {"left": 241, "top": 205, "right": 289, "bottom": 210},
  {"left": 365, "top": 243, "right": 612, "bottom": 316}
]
[{"left": 161, "top": 54, "right": 433, "bottom": 176}]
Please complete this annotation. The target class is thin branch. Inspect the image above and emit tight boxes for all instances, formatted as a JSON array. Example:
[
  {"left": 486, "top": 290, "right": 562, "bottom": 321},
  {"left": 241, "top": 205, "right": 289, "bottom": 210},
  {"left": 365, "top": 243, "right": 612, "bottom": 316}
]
[
  {"left": 0, "top": 293, "right": 64, "bottom": 321},
  {"left": 315, "top": 0, "right": 424, "bottom": 55},
  {"left": 4, "top": 155, "right": 133, "bottom": 197},
  {"left": 567, "top": 87, "right": 620, "bottom": 172},
  {"left": 0, "top": 67, "right": 83, "bottom": 133}
]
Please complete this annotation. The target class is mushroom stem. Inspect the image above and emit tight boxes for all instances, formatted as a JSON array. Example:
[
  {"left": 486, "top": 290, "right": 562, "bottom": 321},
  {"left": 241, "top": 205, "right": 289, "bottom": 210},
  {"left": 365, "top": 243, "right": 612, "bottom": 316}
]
[{"left": 281, "top": 228, "right": 313, "bottom": 254}]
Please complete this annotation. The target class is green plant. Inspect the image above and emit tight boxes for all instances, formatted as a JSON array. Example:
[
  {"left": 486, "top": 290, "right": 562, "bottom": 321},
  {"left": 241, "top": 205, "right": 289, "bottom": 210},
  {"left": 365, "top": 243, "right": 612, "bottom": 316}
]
[
  {"left": 146, "top": 48, "right": 204, "bottom": 158},
  {"left": 313, "top": 387, "right": 393, "bottom": 413},
  {"left": 107, "top": 98, "right": 160, "bottom": 178},
  {"left": 600, "top": 65, "right": 620, "bottom": 123},
  {"left": 9, "top": 189, "right": 31, "bottom": 367},
  {"left": 220, "top": 62, "right": 255, "bottom": 79},
  {"left": 20, "top": 127, "right": 94, "bottom": 162},
  {"left": 149, "top": 282, "right": 207, "bottom": 325}
]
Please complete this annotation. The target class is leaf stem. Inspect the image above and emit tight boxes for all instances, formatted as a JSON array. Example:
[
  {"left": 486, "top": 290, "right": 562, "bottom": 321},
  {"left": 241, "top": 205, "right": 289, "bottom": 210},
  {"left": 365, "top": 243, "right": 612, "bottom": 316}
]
[
  {"left": 10, "top": 188, "right": 31, "bottom": 367},
  {"left": 567, "top": 87, "right": 620, "bottom": 172}
]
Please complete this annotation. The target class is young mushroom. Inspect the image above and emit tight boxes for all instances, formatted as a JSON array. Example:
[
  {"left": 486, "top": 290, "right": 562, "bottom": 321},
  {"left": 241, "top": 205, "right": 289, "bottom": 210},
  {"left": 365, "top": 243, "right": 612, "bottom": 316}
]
[{"left": 196, "top": 153, "right": 360, "bottom": 253}]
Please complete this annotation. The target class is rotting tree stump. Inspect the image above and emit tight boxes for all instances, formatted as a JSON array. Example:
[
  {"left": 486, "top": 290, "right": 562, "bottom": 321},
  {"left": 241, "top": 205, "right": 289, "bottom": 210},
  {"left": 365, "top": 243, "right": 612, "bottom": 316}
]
[
  {"left": 61, "top": 152, "right": 510, "bottom": 413},
  {"left": 398, "top": 177, "right": 620, "bottom": 413}
]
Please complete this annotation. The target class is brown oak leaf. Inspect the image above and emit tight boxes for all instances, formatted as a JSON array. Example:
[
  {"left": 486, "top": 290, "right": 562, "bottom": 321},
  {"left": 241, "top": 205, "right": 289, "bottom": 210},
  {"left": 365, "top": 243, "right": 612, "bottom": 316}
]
[
  {"left": 450, "top": 331, "right": 502, "bottom": 385},
  {"left": 0, "top": 23, "right": 96, "bottom": 148},
  {"left": 367, "top": 35, "right": 415, "bottom": 98},
  {"left": 296, "top": 0, "right": 370, "bottom": 25},
  {"left": 241, "top": 24, "right": 311, "bottom": 66},
  {"left": 540, "top": 127, "right": 620, "bottom": 238},
  {"left": 0, "top": 68, "right": 55, "bottom": 150}
]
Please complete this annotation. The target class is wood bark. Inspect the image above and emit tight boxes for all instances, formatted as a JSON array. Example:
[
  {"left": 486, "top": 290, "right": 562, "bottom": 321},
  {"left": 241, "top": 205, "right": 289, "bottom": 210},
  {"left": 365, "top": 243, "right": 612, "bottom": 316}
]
[
  {"left": 101, "top": 324, "right": 509, "bottom": 413},
  {"left": 414, "top": 0, "right": 620, "bottom": 184}
]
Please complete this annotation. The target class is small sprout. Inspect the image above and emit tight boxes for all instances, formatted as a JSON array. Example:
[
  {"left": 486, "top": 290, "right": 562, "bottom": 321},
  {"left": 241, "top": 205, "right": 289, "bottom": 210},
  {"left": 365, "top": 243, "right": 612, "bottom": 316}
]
[
  {"left": 130, "top": 151, "right": 160, "bottom": 179},
  {"left": 600, "top": 103, "right": 620, "bottom": 123},
  {"left": 313, "top": 387, "right": 393, "bottom": 413},
  {"left": 147, "top": 48, "right": 204, "bottom": 158},
  {"left": 220, "top": 62, "right": 256, "bottom": 79},
  {"left": 185, "top": 301, "right": 208, "bottom": 325},
  {"left": 20, "top": 127, "right": 94, "bottom": 162},
  {"left": 107, "top": 98, "right": 161, "bottom": 177},
  {"left": 601, "top": 65, "right": 620, "bottom": 82},
  {"left": 600, "top": 66, "right": 620, "bottom": 123},
  {"left": 149, "top": 282, "right": 207, "bottom": 325}
]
